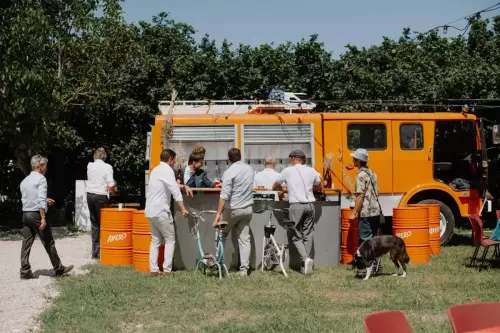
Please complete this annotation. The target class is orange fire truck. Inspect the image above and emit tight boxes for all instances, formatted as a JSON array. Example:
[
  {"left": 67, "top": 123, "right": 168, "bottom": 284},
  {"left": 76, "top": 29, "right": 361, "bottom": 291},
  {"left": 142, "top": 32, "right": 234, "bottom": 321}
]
[{"left": 145, "top": 99, "right": 497, "bottom": 245}]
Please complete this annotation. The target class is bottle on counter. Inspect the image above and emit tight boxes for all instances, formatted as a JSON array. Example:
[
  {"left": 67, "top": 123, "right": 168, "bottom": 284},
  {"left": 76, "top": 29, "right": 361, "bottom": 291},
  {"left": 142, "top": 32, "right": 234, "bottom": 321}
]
[
  {"left": 176, "top": 168, "right": 184, "bottom": 185},
  {"left": 324, "top": 168, "right": 332, "bottom": 189}
]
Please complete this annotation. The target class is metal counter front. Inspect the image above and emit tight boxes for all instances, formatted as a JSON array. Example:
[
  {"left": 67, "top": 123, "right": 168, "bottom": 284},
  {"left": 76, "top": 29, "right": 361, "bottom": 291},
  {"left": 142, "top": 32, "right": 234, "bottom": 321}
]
[{"left": 172, "top": 189, "right": 341, "bottom": 271}]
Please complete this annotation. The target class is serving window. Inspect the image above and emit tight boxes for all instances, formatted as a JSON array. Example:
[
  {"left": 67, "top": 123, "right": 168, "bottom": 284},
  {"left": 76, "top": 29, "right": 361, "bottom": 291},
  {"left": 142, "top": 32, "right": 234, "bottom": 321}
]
[
  {"left": 243, "top": 124, "right": 314, "bottom": 173},
  {"left": 169, "top": 125, "right": 236, "bottom": 180}
]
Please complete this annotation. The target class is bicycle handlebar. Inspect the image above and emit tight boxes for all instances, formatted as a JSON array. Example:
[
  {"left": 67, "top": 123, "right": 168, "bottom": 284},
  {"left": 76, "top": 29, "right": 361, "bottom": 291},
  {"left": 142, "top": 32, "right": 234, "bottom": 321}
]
[
  {"left": 253, "top": 207, "right": 288, "bottom": 214},
  {"left": 189, "top": 210, "right": 218, "bottom": 222}
]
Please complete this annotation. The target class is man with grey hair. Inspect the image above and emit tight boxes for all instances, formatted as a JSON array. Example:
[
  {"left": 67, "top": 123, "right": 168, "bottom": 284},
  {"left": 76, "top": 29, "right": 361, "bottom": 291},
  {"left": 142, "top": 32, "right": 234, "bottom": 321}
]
[
  {"left": 86, "top": 147, "right": 116, "bottom": 259},
  {"left": 19, "top": 155, "right": 73, "bottom": 279},
  {"left": 253, "top": 156, "right": 281, "bottom": 189}
]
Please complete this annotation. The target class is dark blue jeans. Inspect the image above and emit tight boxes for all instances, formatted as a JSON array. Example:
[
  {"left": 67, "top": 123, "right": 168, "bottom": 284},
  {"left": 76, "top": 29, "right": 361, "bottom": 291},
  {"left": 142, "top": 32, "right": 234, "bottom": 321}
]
[
  {"left": 358, "top": 215, "right": 381, "bottom": 244},
  {"left": 358, "top": 215, "right": 383, "bottom": 273}
]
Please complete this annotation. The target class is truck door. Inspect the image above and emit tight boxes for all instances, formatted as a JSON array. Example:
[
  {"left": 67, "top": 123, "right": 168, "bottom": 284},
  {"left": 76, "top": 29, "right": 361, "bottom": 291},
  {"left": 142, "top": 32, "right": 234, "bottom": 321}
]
[
  {"left": 392, "top": 121, "right": 434, "bottom": 193},
  {"left": 341, "top": 121, "right": 393, "bottom": 195}
]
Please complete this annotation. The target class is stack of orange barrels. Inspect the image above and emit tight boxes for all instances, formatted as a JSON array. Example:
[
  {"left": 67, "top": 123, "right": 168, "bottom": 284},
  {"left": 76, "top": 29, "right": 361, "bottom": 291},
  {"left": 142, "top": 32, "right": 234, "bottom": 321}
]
[
  {"left": 393, "top": 206, "right": 430, "bottom": 264},
  {"left": 132, "top": 210, "right": 164, "bottom": 272},
  {"left": 100, "top": 208, "right": 136, "bottom": 266},
  {"left": 341, "top": 208, "right": 359, "bottom": 265},
  {"left": 408, "top": 204, "right": 441, "bottom": 255}
]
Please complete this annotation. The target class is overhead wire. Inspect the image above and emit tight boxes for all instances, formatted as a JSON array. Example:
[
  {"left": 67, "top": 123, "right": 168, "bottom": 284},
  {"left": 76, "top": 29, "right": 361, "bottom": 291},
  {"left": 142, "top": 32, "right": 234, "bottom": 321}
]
[{"left": 411, "top": 2, "right": 500, "bottom": 41}]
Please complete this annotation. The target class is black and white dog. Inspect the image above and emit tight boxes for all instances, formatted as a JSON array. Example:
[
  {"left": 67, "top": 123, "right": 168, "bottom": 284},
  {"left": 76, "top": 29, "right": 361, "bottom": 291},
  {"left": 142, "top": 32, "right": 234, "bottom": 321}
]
[{"left": 348, "top": 235, "right": 410, "bottom": 281}]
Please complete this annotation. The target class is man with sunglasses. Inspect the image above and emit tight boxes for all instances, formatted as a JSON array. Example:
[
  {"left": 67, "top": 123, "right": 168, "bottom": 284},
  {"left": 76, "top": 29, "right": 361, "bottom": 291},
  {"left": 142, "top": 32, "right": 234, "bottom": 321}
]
[{"left": 272, "top": 150, "right": 322, "bottom": 275}]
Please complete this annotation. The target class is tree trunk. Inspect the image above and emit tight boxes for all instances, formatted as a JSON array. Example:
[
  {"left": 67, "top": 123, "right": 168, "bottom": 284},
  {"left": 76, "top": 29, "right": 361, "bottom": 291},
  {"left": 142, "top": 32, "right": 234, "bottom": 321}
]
[{"left": 14, "top": 149, "right": 30, "bottom": 176}]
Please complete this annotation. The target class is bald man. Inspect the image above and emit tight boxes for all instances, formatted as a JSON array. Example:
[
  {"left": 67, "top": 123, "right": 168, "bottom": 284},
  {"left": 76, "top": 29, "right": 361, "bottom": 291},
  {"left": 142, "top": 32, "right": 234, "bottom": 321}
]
[{"left": 254, "top": 157, "right": 281, "bottom": 189}]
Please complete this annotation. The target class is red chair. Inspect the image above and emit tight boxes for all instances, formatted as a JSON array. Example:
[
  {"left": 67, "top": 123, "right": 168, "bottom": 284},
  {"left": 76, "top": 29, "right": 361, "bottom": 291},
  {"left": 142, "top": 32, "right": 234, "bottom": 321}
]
[
  {"left": 363, "top": 310, "right": 414, "bottom": 333},
  {"left": 469, "top": 214, "right": 500, "bottom": 270},
  {"left": 448, "top": 302, "right": 500, "bottom": 333}
]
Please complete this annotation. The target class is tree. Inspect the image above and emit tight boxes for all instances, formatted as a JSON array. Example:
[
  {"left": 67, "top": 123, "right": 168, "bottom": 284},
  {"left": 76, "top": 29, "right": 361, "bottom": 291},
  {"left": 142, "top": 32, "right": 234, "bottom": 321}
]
[{"left": 3, "top": 1, "right": 500, "bottom": 226}]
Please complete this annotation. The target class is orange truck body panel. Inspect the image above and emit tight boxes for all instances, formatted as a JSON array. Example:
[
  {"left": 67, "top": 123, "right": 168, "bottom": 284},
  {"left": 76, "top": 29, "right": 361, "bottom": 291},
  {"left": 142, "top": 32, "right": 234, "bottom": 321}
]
[{"left": 149, "top": 111, "right": 481, "bottom": 218}]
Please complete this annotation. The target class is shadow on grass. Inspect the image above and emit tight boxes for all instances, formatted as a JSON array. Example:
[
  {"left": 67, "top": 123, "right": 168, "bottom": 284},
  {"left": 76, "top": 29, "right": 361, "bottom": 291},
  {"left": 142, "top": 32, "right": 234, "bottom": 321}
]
[
  {"left": 465, "top": 259, "right": 500, "bottom": 270},
  {"left": 34, "top": 269, "right": 57, "bottom": 278},
  {"left": 447, "top": 233, "right": 474, "bottom": 247}
]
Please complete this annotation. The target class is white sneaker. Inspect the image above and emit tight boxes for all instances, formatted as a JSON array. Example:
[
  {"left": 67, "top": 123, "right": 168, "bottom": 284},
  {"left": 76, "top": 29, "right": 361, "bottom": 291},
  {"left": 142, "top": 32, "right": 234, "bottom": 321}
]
[
  {"left": 304, "top": 258, "right": 314, "bottom": 275},
  {"left": 239, "top": 270, "right": 248, "bottom": 277}
]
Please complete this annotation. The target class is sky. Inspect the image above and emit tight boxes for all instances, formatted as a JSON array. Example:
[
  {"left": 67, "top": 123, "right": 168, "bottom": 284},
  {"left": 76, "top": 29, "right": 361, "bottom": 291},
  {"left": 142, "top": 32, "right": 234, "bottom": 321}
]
[{"left": 121, "top": 0, "right": 496, "bottom": 55}]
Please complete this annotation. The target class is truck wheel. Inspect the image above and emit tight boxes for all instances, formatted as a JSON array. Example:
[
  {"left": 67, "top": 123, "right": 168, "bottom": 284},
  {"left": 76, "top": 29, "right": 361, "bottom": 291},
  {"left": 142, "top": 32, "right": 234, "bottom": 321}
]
[{"left": 417, "top": 199, "right": 455, "bottom": 246}]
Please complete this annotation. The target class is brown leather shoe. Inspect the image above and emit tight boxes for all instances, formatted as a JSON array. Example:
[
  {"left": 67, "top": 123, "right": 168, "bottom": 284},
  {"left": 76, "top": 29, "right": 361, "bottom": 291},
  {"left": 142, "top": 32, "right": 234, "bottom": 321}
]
[
  {"left": 149, "top": 272, "right": 161, "bottom": 277},
  {"left": 55, "top": 265, "right": 74, "bottom": 277},
  {"left": 160, "top": 272, "right": 172, "bottom": 277}
]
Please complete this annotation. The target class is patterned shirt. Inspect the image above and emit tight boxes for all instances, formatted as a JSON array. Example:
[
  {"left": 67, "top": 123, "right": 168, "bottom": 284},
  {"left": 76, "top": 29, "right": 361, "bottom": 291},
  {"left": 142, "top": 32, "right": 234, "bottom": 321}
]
[{"left": 355, "top": 167, "right": 381, "bottom": 218}]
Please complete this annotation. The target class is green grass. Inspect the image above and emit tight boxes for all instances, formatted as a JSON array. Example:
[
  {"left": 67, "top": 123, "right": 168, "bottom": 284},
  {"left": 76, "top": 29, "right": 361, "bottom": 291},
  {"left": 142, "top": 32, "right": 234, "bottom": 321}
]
[{"left": 42, "top": 235, "right": 500, "bottom": 333}]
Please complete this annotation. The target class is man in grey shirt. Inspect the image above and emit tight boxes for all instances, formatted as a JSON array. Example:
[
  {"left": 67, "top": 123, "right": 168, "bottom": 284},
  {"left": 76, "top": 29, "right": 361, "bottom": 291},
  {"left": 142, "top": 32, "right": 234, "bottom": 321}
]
[
  {"left": 214, "top": 148, "right": 254, "bottom": 276},
  {"left": 19, "top": 155, "right": 73, "bottom": 279}
]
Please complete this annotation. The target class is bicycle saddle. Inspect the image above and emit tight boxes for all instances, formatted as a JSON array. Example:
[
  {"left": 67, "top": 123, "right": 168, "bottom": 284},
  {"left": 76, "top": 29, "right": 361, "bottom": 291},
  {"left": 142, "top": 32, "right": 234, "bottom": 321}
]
[{"left": 215, "top": 221, "right": 228, "bottom": 229}]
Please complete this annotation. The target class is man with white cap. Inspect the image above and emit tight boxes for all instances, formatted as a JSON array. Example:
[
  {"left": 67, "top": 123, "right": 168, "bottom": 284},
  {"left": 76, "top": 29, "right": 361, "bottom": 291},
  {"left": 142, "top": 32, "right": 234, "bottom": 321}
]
[{"left": 348, "top": 148, "right": 383, "bottom": 275}]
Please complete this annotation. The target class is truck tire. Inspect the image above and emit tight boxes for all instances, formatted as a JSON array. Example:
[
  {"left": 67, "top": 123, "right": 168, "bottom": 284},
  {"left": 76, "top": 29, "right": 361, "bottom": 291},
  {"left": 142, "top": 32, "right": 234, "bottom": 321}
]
[{"left": 417, "top": 199, "right": 455, "bottom": 246}]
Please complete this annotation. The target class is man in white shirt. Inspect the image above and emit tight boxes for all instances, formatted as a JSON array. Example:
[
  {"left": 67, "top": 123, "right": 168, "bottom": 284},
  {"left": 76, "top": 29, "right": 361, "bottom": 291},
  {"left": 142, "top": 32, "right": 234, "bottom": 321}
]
[
  {"left": 86, "top": 148, "right": 116, "bottom": 260},
  {"left": 272, "top": 150, "right": 322, "bottom": 275},
  {"left": 213, "top": 148, "right": 255, "bottom": 276},
  {"left": 254, "top": 157, "right": 281, "bottom": 189},
  {"left": 145, "top": 149, "right": 190, "bottom": 276}
]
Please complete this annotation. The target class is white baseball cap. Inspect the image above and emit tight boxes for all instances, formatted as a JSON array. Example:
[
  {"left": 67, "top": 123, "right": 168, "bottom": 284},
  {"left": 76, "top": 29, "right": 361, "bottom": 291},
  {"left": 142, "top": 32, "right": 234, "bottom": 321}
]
[{"left": 350, "top": 148, "right": 369, "bottom": 162}]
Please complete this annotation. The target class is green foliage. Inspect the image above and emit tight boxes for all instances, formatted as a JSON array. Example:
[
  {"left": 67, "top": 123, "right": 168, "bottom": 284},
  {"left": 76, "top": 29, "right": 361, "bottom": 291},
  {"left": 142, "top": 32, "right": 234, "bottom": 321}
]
[{"left": 1, "top": 1, "right": 500, "bottom": 201}]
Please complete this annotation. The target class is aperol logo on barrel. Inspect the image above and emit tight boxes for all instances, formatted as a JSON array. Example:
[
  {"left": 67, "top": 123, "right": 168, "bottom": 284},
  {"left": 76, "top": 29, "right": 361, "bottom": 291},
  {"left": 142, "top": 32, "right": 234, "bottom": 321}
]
[
  {"left": 395, "top": 231, "right": 412, "bottom": 240},
  {"left": 107, "top": 233, "right": 127, "bottom": 243},
  {"left": 101, "top": 231, "right": 132, "bottom": 247},
  {"left": 429, "top": 227, "right": 440, "bottom": 235}
]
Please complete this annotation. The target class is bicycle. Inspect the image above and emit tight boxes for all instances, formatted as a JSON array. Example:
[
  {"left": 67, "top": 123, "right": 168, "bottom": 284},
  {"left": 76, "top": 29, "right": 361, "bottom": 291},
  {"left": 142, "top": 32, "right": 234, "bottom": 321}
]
[
  {"left": 190, "top": 210, "right": 229, "bottom": 280},
  {"left": 261, "top": 207, "right": 295, "bottom": 277}
]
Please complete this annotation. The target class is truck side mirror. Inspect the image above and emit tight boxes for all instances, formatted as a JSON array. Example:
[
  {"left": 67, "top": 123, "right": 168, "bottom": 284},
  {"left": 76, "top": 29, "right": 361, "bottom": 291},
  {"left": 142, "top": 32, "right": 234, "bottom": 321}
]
[{"left": 493, "top": 125, "right": 500, "bottom": 145}]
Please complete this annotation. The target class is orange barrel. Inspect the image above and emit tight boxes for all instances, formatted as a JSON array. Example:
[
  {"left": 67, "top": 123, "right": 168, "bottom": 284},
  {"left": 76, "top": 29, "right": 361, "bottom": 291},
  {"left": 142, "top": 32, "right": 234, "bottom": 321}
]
[
  {"left": 100, "top": 208, "right": 136, "bottom": 266},
  {"left": 393, "top": 207, "right": 430, "bottom": 264},
  {"left": 341, "top": 208, "right": 359, "bottom": 265},
  {"left": 408, "top": 204, "right": 441, "bottom": 255},
  {"left": 132, "top": 210, "right": 164, "bottom": 273}
]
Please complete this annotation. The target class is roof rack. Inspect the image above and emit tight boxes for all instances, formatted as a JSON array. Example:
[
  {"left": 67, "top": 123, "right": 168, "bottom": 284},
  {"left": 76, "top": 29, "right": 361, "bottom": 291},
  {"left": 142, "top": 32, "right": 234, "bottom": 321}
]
[{"left": 157, "top": 99, "right": 315, "bottom": 115}]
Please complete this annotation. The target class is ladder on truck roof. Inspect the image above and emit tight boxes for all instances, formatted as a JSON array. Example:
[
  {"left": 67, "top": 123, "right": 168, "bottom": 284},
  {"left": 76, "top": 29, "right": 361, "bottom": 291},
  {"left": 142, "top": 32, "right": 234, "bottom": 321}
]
[{"left": 157, "top": 99, "right": 315, "bottom": 115}]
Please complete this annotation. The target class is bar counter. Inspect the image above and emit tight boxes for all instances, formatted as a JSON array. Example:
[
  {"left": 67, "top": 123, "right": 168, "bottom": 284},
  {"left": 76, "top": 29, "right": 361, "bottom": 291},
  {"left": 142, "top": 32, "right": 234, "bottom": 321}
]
[{"left": 172, "top": 188, "right": 341, "bottom": 271}]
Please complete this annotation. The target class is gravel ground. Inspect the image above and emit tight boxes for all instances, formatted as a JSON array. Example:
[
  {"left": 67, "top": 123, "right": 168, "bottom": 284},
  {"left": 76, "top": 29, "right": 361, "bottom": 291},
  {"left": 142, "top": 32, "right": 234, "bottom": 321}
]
[{"left": 0, "top": 234, "right": 92, "bottom": 333}]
